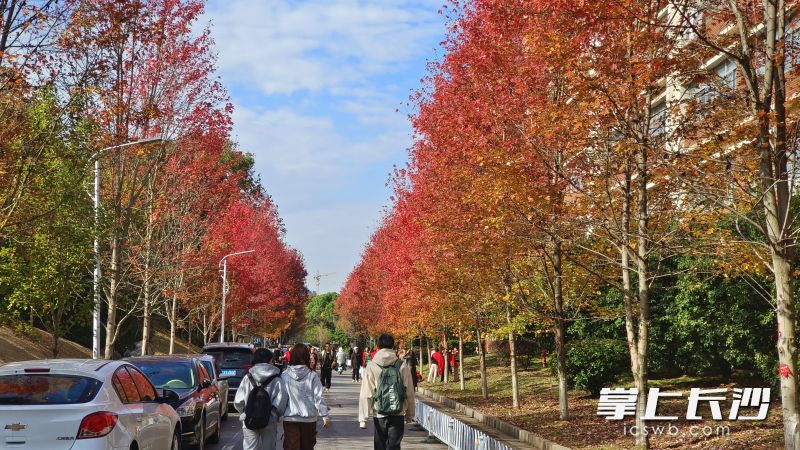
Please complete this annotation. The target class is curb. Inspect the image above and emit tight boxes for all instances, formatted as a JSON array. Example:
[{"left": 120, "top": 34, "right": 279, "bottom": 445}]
[{"left": 418, "top": 387, "right": 572, "bottom": 450}]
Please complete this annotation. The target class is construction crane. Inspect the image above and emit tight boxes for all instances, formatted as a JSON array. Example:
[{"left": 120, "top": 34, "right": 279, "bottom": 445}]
[{"left": 312, "top": 271, "right": 335, "bottom": 294}]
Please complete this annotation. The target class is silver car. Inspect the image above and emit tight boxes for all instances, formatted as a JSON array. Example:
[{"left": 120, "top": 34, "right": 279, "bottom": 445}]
[{"left": 0, "top": 359, "right": 182, "bottom": 449}]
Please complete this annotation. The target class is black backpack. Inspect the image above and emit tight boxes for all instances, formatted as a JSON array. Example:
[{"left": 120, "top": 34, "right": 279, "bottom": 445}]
[{"left": 243, "top": 371, "right": 280, "bottom": 430}]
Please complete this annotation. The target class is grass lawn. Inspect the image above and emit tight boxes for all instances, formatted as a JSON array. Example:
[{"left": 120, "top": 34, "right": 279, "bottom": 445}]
[{"left": 421, "top": 353, "right": 783, "bottom": 449}]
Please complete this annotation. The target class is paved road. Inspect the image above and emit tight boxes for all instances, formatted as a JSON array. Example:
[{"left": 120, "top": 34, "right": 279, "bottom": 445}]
[{"left": 211, "top": 369, "right": 445, "bottom": 449}]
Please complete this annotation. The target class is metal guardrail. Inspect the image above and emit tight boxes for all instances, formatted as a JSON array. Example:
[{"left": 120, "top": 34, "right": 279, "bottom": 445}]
[{"left": 415, "top": 398, "right": 515, "bottom": 450}]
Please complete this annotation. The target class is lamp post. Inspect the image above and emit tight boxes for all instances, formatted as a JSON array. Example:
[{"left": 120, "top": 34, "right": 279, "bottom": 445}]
[
  {"left": 219, "top": 250, "right": 255, "bottom": 343},
  {"left": 91, "top": 137, "right": 163, "bottom": 359}
]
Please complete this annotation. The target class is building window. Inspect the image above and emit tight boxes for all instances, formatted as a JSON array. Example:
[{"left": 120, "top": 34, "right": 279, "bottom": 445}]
[
  {"left": 691, "top": 58, "right": 736, "bottom": 103},
  {"left": 715, "top": 58, "right": 736, "bottom": 89},
  {"left": 650, "top": 102, "right": 667, "bottom": 136},
  {"left": 786, "top": 26, "right": 800, "bottom": 70}
]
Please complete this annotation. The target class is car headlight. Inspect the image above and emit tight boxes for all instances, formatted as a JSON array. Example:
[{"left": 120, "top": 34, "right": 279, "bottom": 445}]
[{"left": 176, "top": 399, "right": 198, "bottom": 418}]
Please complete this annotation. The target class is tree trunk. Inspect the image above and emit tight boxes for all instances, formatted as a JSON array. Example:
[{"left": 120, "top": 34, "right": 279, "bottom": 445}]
[
  {"left": 168, "top": 293, "right": 177, "bottom": 355},
  {"left": 141, "top": 189, "right": 155, "bottom": 356},
  {"left": 477, "top": 327, "right": 488, "bottom": 399},
  {"left": 774, "top": 252, "right": 799, "bottom": 449},
  {"left": 458, "top": 329, "right": 465, "bottom": 390},
  {"left": 202, "top": 312, "right": 209, "bottom": 346},
  {"left": 619, "top": 162, "right": 648, "bottom": 449},
  {"left": 425, "top": 337, "right": 431, "bottom": 379},
  {"left": 553, "top": 237, "right": 569, "bottom": 420},
  {"left": 51, "top": 331, "right": 60, "bottom": 359},
  {"left": 419, "top": 334, "right": 424, "bottom": 373},
  {"left": 507, "top": 304, "right": 520, "bottom": 409},
  {"left": 104, "top": 236, "right": 120, "bottom": 360},
  {"left": 443, "top": 331, "right": 449, "bottom": 383}
]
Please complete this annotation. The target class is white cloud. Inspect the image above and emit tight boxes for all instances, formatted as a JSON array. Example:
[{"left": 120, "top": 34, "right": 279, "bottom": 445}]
[
  {"left": 205, "top": 0, "right": 443, "bottom": 95},
  {"left": 203, "top": 0, "right": 445, "bottom": 292},
  {"left": 231, "top": 105, "right": 408, "bottom": 178}
]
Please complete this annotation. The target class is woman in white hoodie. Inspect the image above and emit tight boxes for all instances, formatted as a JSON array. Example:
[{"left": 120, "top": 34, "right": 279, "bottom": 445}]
[{"left": 281, "top": 344, "right": 330, "bottom": 450}]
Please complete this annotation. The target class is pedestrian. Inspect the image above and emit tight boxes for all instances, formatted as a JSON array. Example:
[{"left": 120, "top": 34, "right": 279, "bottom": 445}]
[
  {"left": 320, "top": 342, "right": 335, "bottom": 392},
  {"left": 281, "top": 344, "right": 331, "bottom": 450},
  {"left": 358, "top": 333, "right": 416, "bottom": 450},
  {"left": 234, "top": 348, "right": 288, "bottom": 450},
  {"left": 449, "top": 349, "right": 459, "bottom": 382},
  {"left": 427, "top": 348, "right": 442, "bottom": 383},
  {"left": 351, "top": 346, "right": 363, "bottom": 382},
  {"left": 272, "top": 345, "right": 285, "bottom": 372},
  {"left": 336, "top": 345, "right": 347, "bottom": 375},
  {"left": 406, "top": 347, "right": 419, "bottom": 391},
  {"left": 310, "top": 347, "right": 319, "bottom": 372},
  {"left": 437, "top": 350, "right": 446, "bottom": 382}
]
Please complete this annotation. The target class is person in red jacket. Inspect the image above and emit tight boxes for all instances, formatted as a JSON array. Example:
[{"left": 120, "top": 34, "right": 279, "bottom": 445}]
[
  {"left": 362, "top": 345, "right": 378, "bottom": 367},
  {"left": 449, "top": 349, "right": 460, "bottom": 382},
  {"left": 431, "top": 349, "right": 445, "bottom": 381}
]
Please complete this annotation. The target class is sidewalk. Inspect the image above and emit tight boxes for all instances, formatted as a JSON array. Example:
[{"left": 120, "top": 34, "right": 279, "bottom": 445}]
[{"left": 317, "top": 369, "right": 445, "bottom": 449}]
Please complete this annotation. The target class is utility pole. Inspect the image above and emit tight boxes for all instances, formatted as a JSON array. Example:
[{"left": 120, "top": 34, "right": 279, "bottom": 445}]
[
  {"left": 91, "top": 137, "right": 163, "bottom": 359},
  {"left": 313, "top": 271, "right": 335, "bottom": 294},
  {"left": 219, "top": 250, "right": 255, "bottom": 343}
]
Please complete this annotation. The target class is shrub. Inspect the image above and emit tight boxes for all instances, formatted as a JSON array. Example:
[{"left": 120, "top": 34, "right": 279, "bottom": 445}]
[
  {"left": 565, "top": 339, "right": 629, "bottom": 397},
  {"left": 492, "top": 337, "right": 543, "bottom": 370}
]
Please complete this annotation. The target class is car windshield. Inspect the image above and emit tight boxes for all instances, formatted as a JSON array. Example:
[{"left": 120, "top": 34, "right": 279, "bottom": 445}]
[
  {"left": 0, "top": 375, "right": 102, "bottom": 405},
  {"left": 204, "top": 348, "right": 251, "bottom": 365},
  {"left": 133, "top": 362, "right": 195, "bottom": 390}
]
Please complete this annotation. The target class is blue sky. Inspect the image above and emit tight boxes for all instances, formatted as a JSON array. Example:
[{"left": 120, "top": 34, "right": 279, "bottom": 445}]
[{"left": 204, "top": 0, "right": 447, "bottom": 293}]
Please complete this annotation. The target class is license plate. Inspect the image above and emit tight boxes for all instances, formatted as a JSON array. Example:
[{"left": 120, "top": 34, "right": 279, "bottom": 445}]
[{"left": 221, "top": 369, "right": 236, "bottom": 377}]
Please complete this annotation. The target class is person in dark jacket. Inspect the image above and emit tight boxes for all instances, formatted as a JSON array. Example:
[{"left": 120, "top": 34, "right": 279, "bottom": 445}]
[
  {"left": 319, "top": 343, "right": 335, "bottom": 392},
  {"left": 351, "top": 346, "right": 363, "bottom": 382},
  {"left": 406, "top": 347, "right": 419, "bottom": 390}
]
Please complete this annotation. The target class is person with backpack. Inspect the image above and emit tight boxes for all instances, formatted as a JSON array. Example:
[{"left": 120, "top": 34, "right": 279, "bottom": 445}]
[
  {"left": 281, "top": 343, "right": 331, "bottom": 450},
  {"left": 319, "top": 342, "right": 335, "bottom": 392},
  {"left": 234, "top": 348, "right": 288, "bottom": 450},
  {"left": 358, "top": 334, "right": 416, "bottom": 450}
]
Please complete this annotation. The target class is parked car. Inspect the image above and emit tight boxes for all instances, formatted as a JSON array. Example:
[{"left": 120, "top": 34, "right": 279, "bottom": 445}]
[
  {"left": 126, "top": 356, "right": 221, "bottom": 450},
  {"left": 0, "top": 359, "right": 182, "bottom": 450},
  {"left": 196, "top": 354, "right": 229, "bottom": 421},
  {"left": 200, "top": 342, "right": 254, "bottom": 405}
]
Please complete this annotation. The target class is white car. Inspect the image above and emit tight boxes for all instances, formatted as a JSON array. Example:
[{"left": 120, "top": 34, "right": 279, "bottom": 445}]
[{"left": 0, "top": 359, "right": 182, "bottom": 450}]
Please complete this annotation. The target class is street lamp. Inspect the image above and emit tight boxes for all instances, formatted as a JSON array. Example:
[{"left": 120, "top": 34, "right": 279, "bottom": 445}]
[
  {"left": 91, "top": 137, "right": 163, "bottom": 359},
  {"left": 219, "top": 250, "right": 255, "bottom": 343}
]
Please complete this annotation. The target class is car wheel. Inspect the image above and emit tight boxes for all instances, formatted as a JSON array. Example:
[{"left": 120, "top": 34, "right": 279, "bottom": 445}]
[
  {"left": 171, "top": 429, "right": 181, "bottom": 450},
  {"left": 221, "top": 400, "right": 228, "bottom": 421},
  {"left": 195, "top": 416, "right": 205, "bottom": 450}
]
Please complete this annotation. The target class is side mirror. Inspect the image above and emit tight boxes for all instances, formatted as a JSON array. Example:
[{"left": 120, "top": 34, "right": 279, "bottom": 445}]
[
  {"left": 202, "top": 379, "right": 213, "bottom": 389},
  {"left": 160, "top": 389, "right": 179, "bottom": 404}
]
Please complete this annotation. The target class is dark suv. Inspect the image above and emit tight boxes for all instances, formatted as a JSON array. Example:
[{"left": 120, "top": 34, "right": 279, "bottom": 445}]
[
  {"left": 125, "top": 355, "right": 222, "bottom": 450},
  {"left": 201, "top": 342, "right": 255, "bottom": 405}
]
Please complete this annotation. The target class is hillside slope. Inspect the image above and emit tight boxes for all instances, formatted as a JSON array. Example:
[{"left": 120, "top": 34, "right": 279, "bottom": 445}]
[
  {"left": 0, "top": 326, "right": 90, "bottom": 364},
  {"left": 0, "top": 326, "right": 199, "bottom": 364}
]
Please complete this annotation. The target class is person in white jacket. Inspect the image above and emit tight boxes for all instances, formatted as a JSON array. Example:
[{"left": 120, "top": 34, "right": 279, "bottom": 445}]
[
  {"left": 336, "top": 346, "right": 347, "bottom": 374},
  {"left": 234, "top": 348, "right": 288, "bottom": 450},
  {"left": 281, "top": 344, "right": 331, "bottom": 449}
]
